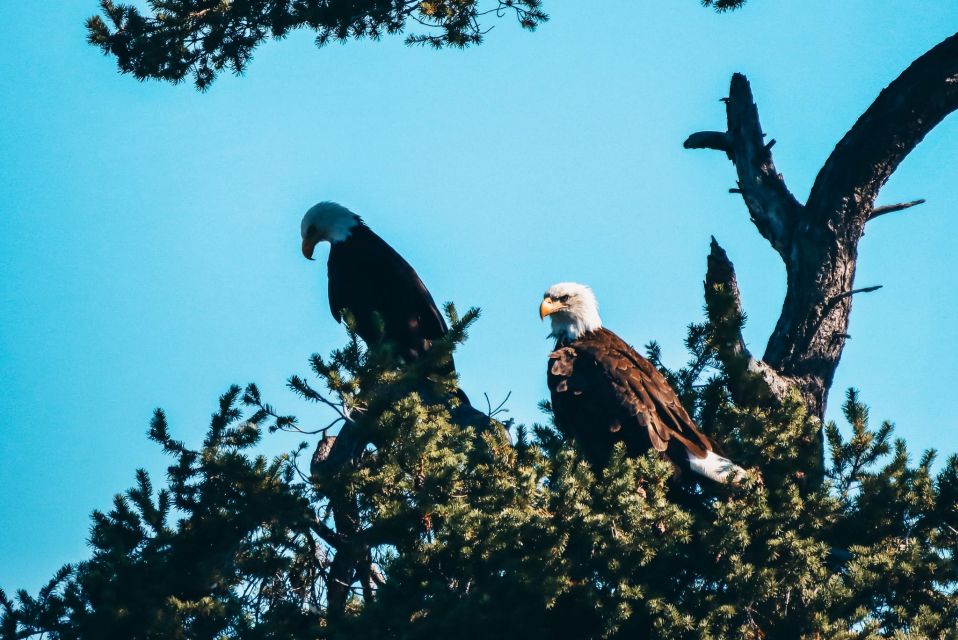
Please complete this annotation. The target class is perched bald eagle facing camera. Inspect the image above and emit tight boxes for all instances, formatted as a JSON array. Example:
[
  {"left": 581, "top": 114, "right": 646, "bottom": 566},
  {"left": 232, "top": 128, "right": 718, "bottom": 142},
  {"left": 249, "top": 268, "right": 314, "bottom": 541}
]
[
  {"left": 301, "top": 202, "right": 454, "bottom": 374},
  {"left": 540, "top": 282, "right": 745, "bottom": 484}
]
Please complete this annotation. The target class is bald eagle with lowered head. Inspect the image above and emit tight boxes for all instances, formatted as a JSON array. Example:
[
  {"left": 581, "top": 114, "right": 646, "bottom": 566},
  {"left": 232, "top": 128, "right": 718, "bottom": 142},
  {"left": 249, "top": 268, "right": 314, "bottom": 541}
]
[
  {"left": 540, "top": 282, "right": 744, "bottom": 483},
  {"left": 301, "top": 202, "right": 466, "bottom": 397}
]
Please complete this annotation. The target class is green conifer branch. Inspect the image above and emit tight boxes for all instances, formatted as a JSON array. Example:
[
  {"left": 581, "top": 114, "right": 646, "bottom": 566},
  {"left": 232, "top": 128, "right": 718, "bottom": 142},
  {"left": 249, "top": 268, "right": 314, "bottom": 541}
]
[
  {"left": 85, "top": 0, "right": 549, "bottom": 90},
  {"left": 4, "top": 311, "right": 957, "bottom": 638}
]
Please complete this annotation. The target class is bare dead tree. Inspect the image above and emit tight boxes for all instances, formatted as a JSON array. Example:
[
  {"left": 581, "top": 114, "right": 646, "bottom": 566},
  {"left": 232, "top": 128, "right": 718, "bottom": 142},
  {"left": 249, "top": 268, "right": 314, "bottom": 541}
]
[{"left": 686, "top": 32, "right": 958, "bottom": 474}]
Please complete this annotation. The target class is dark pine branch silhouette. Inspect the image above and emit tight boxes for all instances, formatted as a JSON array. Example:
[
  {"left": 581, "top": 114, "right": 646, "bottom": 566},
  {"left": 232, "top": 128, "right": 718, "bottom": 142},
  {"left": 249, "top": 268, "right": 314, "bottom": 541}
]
[
  {"left": 689, "top": 32, "right": 958, "bottom": 480},
  {"left": 86, "top": 0, "right": 549, "bottom": 89}
]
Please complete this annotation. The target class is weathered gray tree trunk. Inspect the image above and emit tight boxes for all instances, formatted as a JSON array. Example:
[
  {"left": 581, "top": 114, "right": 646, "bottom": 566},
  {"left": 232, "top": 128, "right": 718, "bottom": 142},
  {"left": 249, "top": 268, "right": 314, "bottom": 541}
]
[{"left": 686, "top": 32, "right": 958, "bottom": 474}]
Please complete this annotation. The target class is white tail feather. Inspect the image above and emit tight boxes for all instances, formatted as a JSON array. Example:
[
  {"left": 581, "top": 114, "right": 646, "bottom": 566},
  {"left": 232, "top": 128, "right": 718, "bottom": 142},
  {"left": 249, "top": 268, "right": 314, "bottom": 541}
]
[{"left": 687, "top": 449, "right": 747, "bottom": 484}]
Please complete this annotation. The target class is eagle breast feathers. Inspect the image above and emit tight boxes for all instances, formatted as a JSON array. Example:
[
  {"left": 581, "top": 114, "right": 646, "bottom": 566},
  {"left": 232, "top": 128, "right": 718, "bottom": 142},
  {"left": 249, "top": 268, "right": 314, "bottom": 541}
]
[{"left": 548, "top": 329, "right": 712, "bottom": 459}]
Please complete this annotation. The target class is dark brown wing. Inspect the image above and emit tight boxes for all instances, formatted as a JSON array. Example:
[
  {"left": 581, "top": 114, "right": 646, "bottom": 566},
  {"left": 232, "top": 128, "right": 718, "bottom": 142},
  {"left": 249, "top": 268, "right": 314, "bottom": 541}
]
[
  {"left": 549, "top": 328, "right": 714, "bottom": 462},
  {"left": 327, "top": 223, "right": 449, "bottom": 363}
]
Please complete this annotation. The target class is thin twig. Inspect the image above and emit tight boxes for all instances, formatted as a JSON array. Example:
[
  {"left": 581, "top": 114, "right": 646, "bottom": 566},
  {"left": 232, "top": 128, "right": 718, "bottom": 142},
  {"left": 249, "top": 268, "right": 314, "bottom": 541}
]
[
  {"left": 829, "top": 285, "right": 883, "bottom": 305},
  {"left": 868, "top": 198, "right": 926, "bottom": 220},
  {"left": 483, "top": 391, "right": 512, "bottom": 418}
]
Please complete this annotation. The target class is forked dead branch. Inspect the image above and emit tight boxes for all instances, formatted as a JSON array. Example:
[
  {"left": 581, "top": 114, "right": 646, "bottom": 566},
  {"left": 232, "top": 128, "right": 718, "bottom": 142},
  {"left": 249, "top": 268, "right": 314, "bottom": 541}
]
[{"left": 686, "top": 32, "right": 958, "bottom": 477}]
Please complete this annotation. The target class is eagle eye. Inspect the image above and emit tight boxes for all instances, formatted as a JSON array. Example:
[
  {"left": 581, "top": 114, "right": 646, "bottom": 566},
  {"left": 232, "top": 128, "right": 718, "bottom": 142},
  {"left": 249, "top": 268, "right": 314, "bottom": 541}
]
[{"left": 558, "top": 295, "right": 570, "bottom": 303}]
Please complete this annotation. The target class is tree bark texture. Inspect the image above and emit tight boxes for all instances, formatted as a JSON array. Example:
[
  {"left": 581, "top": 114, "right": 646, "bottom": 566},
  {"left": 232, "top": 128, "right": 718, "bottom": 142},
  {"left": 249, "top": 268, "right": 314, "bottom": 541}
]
[
  {"left": 311, "top": 430, "right": 368, "bottom": 616},
  {"left": 686, "top": 32, "right": 958, "bottom": 431}
]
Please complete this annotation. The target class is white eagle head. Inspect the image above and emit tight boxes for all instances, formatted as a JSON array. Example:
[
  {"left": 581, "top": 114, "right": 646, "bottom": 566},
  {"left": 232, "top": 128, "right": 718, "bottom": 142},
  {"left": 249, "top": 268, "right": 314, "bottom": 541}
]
[
  {"left": 301, "top": 201, "right": 361, "bottom": 259},
  {"left": 540, "top": 282, "right": 603, "bottom": 341}
]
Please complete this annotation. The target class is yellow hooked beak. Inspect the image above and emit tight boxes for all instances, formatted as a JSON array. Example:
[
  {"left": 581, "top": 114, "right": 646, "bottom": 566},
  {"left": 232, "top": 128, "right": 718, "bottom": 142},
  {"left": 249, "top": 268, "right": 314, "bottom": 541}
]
[
  {"left": 539, "top": 297, "right": 565, "bottom": 320},
  {"left": 301, "top": 229, "right": 324, "bottom": 260}
]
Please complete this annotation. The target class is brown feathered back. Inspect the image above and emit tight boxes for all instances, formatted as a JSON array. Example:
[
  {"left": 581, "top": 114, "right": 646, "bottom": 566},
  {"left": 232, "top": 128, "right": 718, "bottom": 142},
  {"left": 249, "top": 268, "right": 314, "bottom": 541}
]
[{"left": 547, "top": 327, "right": 717, "bottom": 470}]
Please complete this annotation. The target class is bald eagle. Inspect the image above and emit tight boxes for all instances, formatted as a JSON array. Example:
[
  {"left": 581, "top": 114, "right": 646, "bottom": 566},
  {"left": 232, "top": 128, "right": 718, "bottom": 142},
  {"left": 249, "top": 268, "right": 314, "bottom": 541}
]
[
  {"left": 301, "top": 202, "right": 456, "bottom": 375},
  {"left": 540, "top": 282, "right": 744, "bottom": 483}
]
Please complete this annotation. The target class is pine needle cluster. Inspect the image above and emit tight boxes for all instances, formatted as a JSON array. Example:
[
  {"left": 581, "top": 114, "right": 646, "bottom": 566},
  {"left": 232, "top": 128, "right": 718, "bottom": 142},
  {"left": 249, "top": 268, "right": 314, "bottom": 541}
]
[{"left": 85, "top": 0, "right": 549, "bottom": 89}]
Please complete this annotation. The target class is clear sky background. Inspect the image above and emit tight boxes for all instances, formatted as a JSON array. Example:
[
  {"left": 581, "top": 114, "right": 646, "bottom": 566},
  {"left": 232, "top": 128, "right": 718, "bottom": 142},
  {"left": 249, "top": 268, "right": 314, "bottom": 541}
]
[{"left": 2, "top": 1, "right": 956, "bottom": 593}]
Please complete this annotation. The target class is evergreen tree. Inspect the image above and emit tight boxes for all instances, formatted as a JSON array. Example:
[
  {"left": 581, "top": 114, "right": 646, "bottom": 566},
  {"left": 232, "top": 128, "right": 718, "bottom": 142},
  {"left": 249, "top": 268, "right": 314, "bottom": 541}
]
[
  {"left": 5, "top": 305, "right": 956, "bottom": 639},
  {"left": 10, "top": 3, "right": 948, "bottom": 637}
]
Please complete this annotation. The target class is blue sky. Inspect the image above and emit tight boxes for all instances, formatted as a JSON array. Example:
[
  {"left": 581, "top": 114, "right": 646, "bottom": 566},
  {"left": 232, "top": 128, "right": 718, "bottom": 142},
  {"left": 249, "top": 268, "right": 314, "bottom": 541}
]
[{"left": 1, "top": 1, "right": 956, "bottom": 593}]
